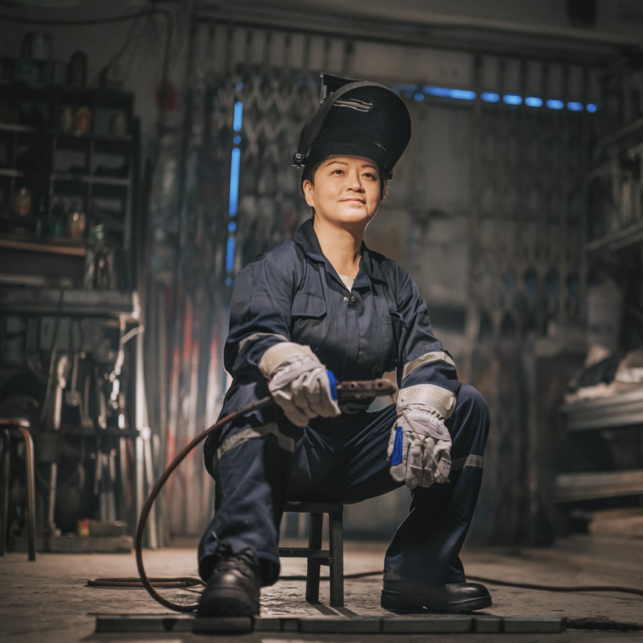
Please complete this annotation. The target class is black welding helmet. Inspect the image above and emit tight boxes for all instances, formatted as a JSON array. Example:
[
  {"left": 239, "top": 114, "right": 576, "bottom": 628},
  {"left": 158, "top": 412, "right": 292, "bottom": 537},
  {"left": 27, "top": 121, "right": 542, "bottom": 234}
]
[{"left": 293, "top": 74, "right": 411, "bottom": 180}]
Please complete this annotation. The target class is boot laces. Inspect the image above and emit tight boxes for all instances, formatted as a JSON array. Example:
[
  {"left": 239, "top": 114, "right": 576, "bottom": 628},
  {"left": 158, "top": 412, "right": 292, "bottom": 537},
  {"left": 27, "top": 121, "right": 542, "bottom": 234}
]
[{"left": 211, "top": 532, "right": 259, "bottom": 581}]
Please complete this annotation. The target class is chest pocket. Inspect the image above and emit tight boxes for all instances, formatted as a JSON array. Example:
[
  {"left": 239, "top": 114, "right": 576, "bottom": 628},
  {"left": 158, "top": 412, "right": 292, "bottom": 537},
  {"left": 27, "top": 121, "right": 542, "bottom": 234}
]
[
  {"left": 370, "top": 282, "right": 402, "bottom": 373},
  {"left": 378, "top": 310, "right": 404, "bottom": 373},
  {"left": 291, "top": 291, "right": 327, "bottom": 350}
]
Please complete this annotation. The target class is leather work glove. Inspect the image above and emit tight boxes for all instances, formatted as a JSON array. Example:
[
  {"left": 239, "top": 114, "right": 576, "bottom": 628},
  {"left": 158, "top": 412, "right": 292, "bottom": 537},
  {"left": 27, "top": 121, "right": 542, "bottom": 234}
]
[
  {"left": 387, "top": 384, "right": 455, "bottom": 489},
  {"left": 260, "top": 342, "right": 341, "bottom": 427}
]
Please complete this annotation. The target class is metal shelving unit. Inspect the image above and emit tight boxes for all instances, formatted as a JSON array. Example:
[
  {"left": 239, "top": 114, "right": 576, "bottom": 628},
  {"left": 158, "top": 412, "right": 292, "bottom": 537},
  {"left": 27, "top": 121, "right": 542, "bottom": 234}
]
[
  {"left": 0, "top": 285, "right": 138, "bottom": 318},
  {"left": 560, "top": 389, "right": 643, "bottom": 431},
  {"left": 0, "top": 83, "right": 138, "bottom": 288},
  {"left": 557, "top": 392, "right": 643, "bottom": 502},
  {"left": 561, "top": 52, "right": 643, "bottom": 507},
  {"left": 0, "top": 83, "right": 154, "bottom": 549}
]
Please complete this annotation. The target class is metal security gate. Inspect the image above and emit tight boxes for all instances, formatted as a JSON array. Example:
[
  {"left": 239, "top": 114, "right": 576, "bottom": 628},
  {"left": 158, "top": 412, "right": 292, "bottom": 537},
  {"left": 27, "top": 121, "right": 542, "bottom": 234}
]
[{"left": 467, "top": 57, "right": 597, "bottom": 543}]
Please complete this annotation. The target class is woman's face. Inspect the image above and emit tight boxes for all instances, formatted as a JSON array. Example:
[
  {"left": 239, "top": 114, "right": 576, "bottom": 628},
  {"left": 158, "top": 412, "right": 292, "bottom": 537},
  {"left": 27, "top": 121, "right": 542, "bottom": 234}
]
[{"left": 303, "top": 155, "right": 383, "bottom": 229}]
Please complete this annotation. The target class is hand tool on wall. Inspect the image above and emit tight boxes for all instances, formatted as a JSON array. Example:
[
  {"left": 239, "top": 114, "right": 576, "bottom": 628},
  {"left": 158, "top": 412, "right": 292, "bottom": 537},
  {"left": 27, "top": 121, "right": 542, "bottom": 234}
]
[{"left": 46, "top": 355, "right": 69, "bottom": 536}]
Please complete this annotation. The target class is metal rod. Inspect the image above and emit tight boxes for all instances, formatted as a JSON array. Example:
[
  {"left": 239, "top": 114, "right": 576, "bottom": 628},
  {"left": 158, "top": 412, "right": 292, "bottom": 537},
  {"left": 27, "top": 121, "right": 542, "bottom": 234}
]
[
  {"left": 0, "top": 431, "right": 9, "bottom": 556},
  {"left": 306, "top": 513, "right": 323, "bottom": 603},
  {"left": 143, "top": 430, "right": 158, "bottom": 549},
  {"left": 48, "top": 462, "right": 57, "bottom": 536},
  {"left": 135, "top": 436, "right": 145, "bottom": 542},
  {"left": 194, "top": 7, "right": 632, "bottom": 64},
  {"left": 17, "top": 427, "right": 36, "bottom": 562},
  {"left": 328, "top": 509, "right": 344, "bottom": 607}
]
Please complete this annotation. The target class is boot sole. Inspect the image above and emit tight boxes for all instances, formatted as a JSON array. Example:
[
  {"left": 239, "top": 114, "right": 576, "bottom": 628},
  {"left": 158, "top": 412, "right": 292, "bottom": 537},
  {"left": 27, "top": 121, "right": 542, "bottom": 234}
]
[
  {"left": 197, "top": 586, "right": 259, "bottom": 618},
  {"left": 381, "top": 589, "right": 492, "bottom": 614}
]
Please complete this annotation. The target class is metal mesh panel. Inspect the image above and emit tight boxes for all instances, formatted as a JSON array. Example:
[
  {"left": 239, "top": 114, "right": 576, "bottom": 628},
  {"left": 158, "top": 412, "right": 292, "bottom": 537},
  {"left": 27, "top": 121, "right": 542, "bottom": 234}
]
[{"left": 467, "top": 57, "right": 595, "bottom": 543}]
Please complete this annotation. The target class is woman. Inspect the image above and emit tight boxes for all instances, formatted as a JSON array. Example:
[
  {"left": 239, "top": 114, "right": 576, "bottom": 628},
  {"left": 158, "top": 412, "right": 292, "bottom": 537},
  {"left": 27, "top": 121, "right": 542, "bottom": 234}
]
[{"left": 197, "top": 75, "right": 491, "bottom": 617}]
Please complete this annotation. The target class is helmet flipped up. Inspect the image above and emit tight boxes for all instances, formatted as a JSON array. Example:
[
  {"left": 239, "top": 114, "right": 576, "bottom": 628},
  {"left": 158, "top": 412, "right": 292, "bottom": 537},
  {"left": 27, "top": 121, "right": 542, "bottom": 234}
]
[{"left": 293, "top": 74, "right": 412, "bottom": 180}]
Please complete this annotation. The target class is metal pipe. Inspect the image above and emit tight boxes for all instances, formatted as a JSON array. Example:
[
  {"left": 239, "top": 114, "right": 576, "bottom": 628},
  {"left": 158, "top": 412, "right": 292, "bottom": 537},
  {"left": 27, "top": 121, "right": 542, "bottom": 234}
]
[
  {"left": 195, "top": 3, "right": 633, "bottom": 64},
  {"left": 201, "top": 0, "right": 637, "bottom": 47},
  {"left": 0, "top": 431, "right": 9, "bottom": 556},
  {"left": 47, "top": 462, "right": 57, "bottom": 537},
  {"left": 143, "top": 430, "right": 157, "bottom": 549},
  {"left": 17, "top": 427, "right": 36, "bottom": 562}
]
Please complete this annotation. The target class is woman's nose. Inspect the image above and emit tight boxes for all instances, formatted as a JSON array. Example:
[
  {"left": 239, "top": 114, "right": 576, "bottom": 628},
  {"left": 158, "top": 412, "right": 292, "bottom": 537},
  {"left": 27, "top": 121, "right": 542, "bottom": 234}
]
[{"left": 347, "top": 170, "right": 364, "bottom": 190}]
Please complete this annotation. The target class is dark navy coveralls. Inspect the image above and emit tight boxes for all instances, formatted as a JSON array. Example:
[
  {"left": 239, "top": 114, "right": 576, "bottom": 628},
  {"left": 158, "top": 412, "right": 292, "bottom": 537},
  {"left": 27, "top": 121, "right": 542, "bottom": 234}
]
[{"left": 199, "top": 219, "right": 490, "bottom": 590}]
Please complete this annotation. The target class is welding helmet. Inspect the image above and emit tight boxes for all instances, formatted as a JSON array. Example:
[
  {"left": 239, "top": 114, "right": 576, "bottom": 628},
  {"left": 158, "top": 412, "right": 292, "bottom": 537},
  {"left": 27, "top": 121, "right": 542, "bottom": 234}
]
[{"left": 293, "top": 74, "right": 411, "bottom": 180}]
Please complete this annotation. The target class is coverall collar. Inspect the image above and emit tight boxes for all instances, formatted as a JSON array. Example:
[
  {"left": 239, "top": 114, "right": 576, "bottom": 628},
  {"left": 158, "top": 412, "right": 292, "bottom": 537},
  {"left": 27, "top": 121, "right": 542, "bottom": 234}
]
[{"left": 293, "top": 218, "right": 387, "bottom": 288}]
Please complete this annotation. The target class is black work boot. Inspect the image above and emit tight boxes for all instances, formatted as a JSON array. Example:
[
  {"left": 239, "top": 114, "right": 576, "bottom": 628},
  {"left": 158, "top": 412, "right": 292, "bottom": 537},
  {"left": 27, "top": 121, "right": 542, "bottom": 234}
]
[
  {"left": 197, "top": 543, "right": 261, "bottom": 618},
  {"left": 381, "top": 582, "right": 491, "bottom": 613}
]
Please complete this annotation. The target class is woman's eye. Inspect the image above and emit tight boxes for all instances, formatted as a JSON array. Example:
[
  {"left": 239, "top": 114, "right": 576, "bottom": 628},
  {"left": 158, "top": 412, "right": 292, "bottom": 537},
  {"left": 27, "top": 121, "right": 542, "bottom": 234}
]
[
  {"left": 364, "top": 173, "right": 376, "bottom": 179},
  {"left": 333, "top": 169, "right": 344, "bottom": 175}
]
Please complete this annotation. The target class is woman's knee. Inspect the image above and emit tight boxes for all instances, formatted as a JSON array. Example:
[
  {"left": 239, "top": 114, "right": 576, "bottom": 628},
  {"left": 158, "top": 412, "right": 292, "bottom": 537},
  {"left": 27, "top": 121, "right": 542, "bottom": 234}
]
[{"left": 456, "top": 384, "right": 490, "bottom": 433}]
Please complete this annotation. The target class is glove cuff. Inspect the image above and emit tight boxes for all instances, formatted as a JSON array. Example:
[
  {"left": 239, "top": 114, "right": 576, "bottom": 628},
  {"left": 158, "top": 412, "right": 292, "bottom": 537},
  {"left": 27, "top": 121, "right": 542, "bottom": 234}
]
[
  {"left": 259, "top": 342, "right": 317, "bottom": 378},
  {"left": 398, "top": 384, "right": 456, "bottom": 420}
]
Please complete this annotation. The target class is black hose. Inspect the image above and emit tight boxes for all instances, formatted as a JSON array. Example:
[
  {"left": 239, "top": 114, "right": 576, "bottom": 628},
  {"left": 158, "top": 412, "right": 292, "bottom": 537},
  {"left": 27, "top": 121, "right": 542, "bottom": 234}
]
[
  {"left": 135, "top": 395, "right": 273, "bottom": 612},
  {"left": 135, "top": 379, "right": 397, "bottom": 612},
  {"left": 466, "top": 575, "right": 643, "bottom": 597},
  {"left": 133, "top": 377, "right": 643, "bottom": 612},
  {"left": 93, "top": 569, "right": 643, "bottom": 598}
]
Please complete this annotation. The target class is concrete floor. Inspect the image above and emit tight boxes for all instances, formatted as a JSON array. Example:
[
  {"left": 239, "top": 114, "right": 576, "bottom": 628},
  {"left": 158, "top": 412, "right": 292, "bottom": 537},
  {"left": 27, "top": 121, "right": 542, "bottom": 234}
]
[{"left": 1, "top": 535, "right": 643, "bottom": 642}]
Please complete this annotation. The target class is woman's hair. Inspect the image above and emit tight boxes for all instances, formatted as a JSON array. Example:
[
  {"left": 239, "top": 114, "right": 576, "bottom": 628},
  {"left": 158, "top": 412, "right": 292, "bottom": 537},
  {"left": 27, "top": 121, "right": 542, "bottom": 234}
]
[{"left": 301, "top": 156, "right": 388, "bottom": 216}]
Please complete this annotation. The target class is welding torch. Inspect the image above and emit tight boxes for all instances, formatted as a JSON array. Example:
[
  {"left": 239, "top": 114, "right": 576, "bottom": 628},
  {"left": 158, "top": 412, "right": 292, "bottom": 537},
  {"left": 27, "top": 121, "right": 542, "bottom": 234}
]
[{"left": 135, "top": 378, "right": 398, "bottom": 613}]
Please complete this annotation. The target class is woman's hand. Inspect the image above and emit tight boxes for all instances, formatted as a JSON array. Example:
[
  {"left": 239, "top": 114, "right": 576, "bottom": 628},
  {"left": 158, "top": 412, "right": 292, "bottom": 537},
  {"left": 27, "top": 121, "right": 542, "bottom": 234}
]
[
  {"left": 260, "top": 342, "right": 341, "bottom": 427},
  {"left": 387, "top": 393, "right": 453, "bottom": 489}
]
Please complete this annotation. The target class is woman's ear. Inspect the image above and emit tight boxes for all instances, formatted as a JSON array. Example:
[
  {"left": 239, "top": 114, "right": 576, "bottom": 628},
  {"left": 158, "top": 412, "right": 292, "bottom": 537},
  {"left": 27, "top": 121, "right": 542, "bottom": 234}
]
[{"left": 302, "top": 179, "right": 315, "bottom": 209}]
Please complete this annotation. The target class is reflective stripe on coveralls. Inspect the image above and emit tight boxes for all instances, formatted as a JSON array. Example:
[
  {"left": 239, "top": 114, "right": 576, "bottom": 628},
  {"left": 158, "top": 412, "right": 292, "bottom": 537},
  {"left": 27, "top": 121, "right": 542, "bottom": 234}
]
[
  {"left": 238, "top": 332, "right": 288, "bottom": 352},
  {"left": 450, "top": 454, "right": 484, "bottom": 471},
  {"left": 212, "top": 422, "right": 295, "bottom": 471},
  {"left": 403, "top": 351, "right": 456, "bottom": 380}
]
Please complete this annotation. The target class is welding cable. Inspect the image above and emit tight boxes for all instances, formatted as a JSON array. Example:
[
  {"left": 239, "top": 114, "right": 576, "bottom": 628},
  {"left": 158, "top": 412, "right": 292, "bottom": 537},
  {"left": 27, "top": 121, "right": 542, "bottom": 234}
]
[
  {"left": 91, "top": 569, "right": 643, "bottom": 598},
  {"left": 279, "top": 571, "right": 643, "bottom": 598},
  {"left": 466, "top": 575, "right": 643, "bottom": 597},
  {"left": 135, "top": 379, "right": 397, "bottom": 613},
  {"left": 136, "top": 394, "right": 274, "bottom": 612},
  {"left": 289, "top": 572, "right": 643, "bottom": 597},
  {"left": 88, "top": 577, "right": 205, "bottom": 589},
  {"left": 133, "top": 377, "right": 643, "bottom": 609},
  {"left": 275, "top": 571, "right": 643, "bottom": 596}
]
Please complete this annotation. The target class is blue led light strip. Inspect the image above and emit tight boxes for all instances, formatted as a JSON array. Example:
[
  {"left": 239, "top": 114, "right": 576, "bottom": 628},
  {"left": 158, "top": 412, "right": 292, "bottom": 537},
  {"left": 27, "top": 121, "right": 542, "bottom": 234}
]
[
  {"left": 226, "top": 101, "right": 243, "bottom": 284},
  {"left": 229, "top": 147, "right": 240, "bottom": 217},
  {"left": 226, "top": 237, "right": 236, "bottom": 273},
  {"left": 399, "top": 83, "right": 598, "bottom": 113},
  {"left": 233, "top": 101, "right": 243, "bottom": 132}
]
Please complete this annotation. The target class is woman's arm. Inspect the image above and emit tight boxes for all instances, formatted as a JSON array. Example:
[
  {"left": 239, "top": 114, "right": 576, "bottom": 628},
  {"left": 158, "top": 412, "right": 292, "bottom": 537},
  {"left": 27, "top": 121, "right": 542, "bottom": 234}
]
[
  {"left": 224, "top": 253, "right": 296, "bottom": 379},
  {"left": 386, "top": 265, "right": 459, "bottom": 489},
  {"left": 393, "top": 267, "right": 459, "bottom": 417}
]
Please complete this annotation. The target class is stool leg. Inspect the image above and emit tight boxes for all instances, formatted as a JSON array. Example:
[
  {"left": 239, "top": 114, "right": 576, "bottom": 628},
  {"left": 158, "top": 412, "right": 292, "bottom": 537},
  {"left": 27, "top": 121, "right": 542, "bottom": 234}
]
[
  {"left": 18, "top": 428, "right": 36, "bottom": 562},
  {"left": 0, "top": 431, "right": 10, "bottom": 556},
  {"left": 329, "top": 511, "right": 344, "bottom": 607},
  {"left": 306, "top": 513, "right": 323, "bottom": 603}
]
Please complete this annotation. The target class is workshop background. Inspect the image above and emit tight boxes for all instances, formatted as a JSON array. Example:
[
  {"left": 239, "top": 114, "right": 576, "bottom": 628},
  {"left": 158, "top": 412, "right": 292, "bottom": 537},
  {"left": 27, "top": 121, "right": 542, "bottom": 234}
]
[{"left": 1, "top": 0, "right": 643, "bottom": 556}]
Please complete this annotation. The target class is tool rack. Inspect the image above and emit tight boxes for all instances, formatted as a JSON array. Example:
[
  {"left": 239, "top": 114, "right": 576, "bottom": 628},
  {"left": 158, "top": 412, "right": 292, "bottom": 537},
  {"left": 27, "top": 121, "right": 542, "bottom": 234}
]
[{"left": 0, "top": 83, "right": 156, "bottom": 551}]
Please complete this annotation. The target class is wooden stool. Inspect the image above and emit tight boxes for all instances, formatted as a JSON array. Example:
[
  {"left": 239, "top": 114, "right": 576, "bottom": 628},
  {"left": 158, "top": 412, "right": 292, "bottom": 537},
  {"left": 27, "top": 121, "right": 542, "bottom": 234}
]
[
  {"left": 280, "top": 501, "right": 344, "bottom": 607},
  {"left": 0, "top": 418, "right": 36, "bottom": 561}
]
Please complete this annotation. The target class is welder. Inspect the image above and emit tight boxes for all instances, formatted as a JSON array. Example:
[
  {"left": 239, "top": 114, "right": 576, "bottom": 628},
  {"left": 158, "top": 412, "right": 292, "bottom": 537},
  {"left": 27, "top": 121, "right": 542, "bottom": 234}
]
[{"left": 196, "top": 74, "right": 491, "bottom": 617}]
